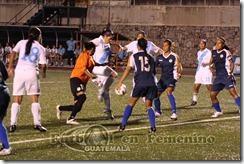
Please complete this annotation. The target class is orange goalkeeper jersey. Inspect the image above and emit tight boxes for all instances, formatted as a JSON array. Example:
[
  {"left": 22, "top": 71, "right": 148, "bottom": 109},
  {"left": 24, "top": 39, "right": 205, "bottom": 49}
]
[{"left": 70, "top": 51, "right": 95, "bottom": 84}]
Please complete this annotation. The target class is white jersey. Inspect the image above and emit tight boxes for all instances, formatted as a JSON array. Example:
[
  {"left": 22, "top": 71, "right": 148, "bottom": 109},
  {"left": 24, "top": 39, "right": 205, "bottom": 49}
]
[
  {"left": 51, "top": 48, "right": 57, "bottom": 54},
  {"left": 91, "top": 35, "right": 112, "bottom": 64},
  {"left": 196, "top": 48, "right": 211, "bottom": 72},
  {"left": 5, "top": 46, "right": 12, "bottom": 54},
  {"left": 13, "top": 40, "right": 46, "bottom": 71},
  {"left": 125, "top": 40, "right": 160, "bottom": 55}
]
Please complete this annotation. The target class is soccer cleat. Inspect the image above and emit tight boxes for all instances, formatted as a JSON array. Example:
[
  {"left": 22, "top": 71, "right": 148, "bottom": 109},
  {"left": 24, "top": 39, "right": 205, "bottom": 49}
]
[
  {"left": 170, "top": 113, "right": 178, "bottom": 121},
  {"left": 66, "top": 118, "right": 79, "bottom": 125},
  {"left": 211, "top": 112, "right": 223, "bottom": 118},
  {"left": 155, "top": 110, "right": 162, "bottom": 117},
  {"left": 104, "top": 109, "right": 114, "bottom": 120},
  {"left": 9, "top": 125, "right": 17, "bottom": 133},
  {"left": 148, "top": 127, "right": 156, "bottom": 133},
  {"left": 34, "top": 125, "right": 47, "bottom": 132},
  {"left": 56, "top": 105, "right": 62, "bottom": 120},
  {"left": 118, "top": 125, "right": 125, "bottom": 132},
  {"left": 0, "top": 147, "right": 12, "bottom": 156},
  {"left": 190, "top": 101, "right": 197, "bottom": 106}
]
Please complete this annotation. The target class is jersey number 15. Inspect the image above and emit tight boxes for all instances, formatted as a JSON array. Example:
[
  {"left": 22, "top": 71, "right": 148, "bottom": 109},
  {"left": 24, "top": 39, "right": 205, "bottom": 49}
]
[{"left": 139, "top": 56, "right": 150, "bottom": 72}]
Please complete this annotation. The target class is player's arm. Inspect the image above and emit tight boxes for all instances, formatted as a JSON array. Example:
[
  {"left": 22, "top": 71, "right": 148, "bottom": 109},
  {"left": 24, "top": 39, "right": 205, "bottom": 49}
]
[
  {"left": 41, "top": 64, "right": 46, "bottom": 78},
  {"left": 7, "top": 51, "right": 17, "bottom": 77},
  {"left": 39, "top": 48, "right": 47, "bottom": 78},
  {"left": 175, "top": 54, "right": 183, "bottom": 74},
  {"left": 209, "top": 55, "right": 214, "bottom": 74},
  {"left": 226, "top": 50, "right": 234, "bottom": 77},
  {"left": 150, "top": 42, "right": 163, "bottom": 54}
]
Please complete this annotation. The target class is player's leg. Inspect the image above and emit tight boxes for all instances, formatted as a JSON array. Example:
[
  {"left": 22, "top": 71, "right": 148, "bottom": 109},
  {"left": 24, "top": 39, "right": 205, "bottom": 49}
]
[
  {"left": 191, "top": 83, "right": 201, "bottom": 106},
  {"left": 118, "top": 97, "right": 139, "bottom": 131},
  {"left": 154, "top": 79, "right": 165, "bottom": 116},
  {"left": 166, "top": 87, "right": 178, "bottom": 120},
  {"left": 9, "top": 96, "right": 22, "bottom": 132}
]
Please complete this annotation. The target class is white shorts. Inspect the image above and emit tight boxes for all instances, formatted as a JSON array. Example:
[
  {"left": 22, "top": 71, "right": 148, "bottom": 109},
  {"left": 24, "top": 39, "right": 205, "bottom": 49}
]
[
  {"left": 194, "top": 71, "right": 213, "bottom": 85},
  {"left": 13, "top": 70, "right": 41, "bottom": 96},
  {"left": 92, "top": 66, "right": 117, "bottom": 80}
]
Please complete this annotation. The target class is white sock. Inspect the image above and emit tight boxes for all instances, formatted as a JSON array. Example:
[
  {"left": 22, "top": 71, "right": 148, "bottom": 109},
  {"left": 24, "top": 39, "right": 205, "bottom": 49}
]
[
  {"left": 31, "top": 103, "right": 41, "bottom": 125},
  {"left": 193, "top": 93, "right": 198, "bottom": 102},
  {"left": 10, "top": 103, "right": 20, "bottom": 125}
]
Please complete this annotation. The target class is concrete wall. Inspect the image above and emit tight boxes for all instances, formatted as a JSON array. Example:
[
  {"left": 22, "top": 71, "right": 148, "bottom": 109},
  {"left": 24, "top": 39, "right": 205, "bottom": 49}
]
[
  {"left": 85, "top": 24, "right": 240, "bottom": 67},
  {"left": 86, "top": 5, "right": 240, "bottom": 27}
]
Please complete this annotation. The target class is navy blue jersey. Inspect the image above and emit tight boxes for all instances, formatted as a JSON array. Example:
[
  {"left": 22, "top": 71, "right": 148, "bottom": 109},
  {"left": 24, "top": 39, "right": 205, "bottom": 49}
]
[
  {"left": 212, "top": 49, "right": 232, "bottom": 76},
  {"left": 0, "top": 60, "right": 8, "bottom": 87},
  {"left": 128, "top": 51, "right": 156, "bottom": 87},
  {"left": 156, "top": 52, "right": 178, "bottom": 80}
]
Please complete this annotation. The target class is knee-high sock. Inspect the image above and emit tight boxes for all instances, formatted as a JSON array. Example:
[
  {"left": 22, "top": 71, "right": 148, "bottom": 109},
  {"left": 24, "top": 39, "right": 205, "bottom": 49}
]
[
  {"left": 235, "top": 97, "right": 241, "bottom": 109},
  {"left": 148, "top": 108, "right": 156, "bottom": 128},
  {"left": 168, "top": 94, "right": 176, "bottom": 114},
  {"left": 0, "top": 119, "right": 10, "bottom": 149},
  {"left": 31, "top": 103, "right": 41, "bottom": 125},
  {"left": 59, "top": 105, "right": 74, "bottom": 111},
  {"left": 193, "top": 93, "right": 198, "bottom": 102},
  {"left": 100, "top": 77, "right": 115, "bottom": 94},
  {"left": 154, "top": 98, "right": 161, "bottom": 113},
  {"left": 10, "top": 103, "right": 20, "bottom": 125},
  {"left": 104, "top": 91, "right": 111, "bottom": 111},
  {"left": 121, "top": 105, "right": 133, "bottom": 126},
  {"left": 212, "top": 102, "right": 221, "bottom": 112},
  {"left": 70, "top": 94, "right": 87, "bottom": 118}
]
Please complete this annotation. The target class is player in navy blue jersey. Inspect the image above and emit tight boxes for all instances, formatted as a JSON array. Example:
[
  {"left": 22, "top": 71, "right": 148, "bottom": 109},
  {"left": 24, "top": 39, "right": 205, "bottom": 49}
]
[
  {"left": 154, "top": 39, "right": 182, "bottom": 120},
  {"left": 0, "top": 60, "right": 11, "bottom": 155},
  {"left": 116, "top": 38, "right": 158, "bottom": 133},
  {"left": 209, "top": 37, "right": 240, "bottom": 118}
]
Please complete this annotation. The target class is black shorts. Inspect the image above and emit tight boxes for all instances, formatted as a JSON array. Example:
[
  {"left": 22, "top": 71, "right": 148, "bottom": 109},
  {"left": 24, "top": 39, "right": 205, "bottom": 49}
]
[
  {"left": 0, "top": 87, "right": 10, "bottom": 119},
  {"left": 70, "top": 78, "right": 86, "bottom": 101},
  {"left": 131, "top": 86, "right": 158, "bottom": 100},
  {"left": 157, "top": 78, "right": 177, "bottom": 92},
  {"left": 211, "top": 75, "right": 236, "bottom": 91}
]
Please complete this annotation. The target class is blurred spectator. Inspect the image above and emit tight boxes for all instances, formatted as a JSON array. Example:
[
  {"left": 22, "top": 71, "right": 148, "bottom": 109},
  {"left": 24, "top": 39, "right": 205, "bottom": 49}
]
[
  {"left": 57, "top": 44, "right": 66, "bottom": 66},
  {"left": 0, "top": 44, "right": 4, "bottom": 62},
  {"left": 4, "top": 43, "right": 12, "bottom": 64},
  {"left": 74, "top": 44, "right": 82, "bottom": 59},
  {"left": 50, "top": 45, "right": 58, "bottom": 66},
  {"left": 66, "top": 37, "right": 76, "bottom": 66},
  {"left": 46, "top": 45, "right": 51, "bottom": 66}
]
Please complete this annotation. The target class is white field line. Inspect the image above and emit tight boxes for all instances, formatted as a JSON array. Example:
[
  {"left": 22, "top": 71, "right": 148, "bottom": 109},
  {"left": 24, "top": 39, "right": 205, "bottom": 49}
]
[{"left": 10, "top": 116, "right": 240, "bottom": 145}]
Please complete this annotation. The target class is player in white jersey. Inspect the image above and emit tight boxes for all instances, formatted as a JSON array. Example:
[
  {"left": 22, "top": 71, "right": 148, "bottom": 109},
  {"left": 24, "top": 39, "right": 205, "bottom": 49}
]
[
  {"left": 91, "top": 29, "right": 118, "bottom": 120},
  {"left": 191, "top": 39, "right": 212, "bottom": 106},
  {"left": 7, "top": 27, "right": 47, "bottom": 132},
  {"left": 120, "top": 30, "right": 163, "bottom": 56}
]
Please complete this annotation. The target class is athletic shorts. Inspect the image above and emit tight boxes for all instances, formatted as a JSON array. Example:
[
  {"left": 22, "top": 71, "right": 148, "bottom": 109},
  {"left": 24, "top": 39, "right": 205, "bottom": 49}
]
[
  {"left": 70, "top": 78, "right": 86, "bottom": 101},
  {"left": 131, "top": 86, "right": 158, "bottom": 100},
  {"left": 92, "top": 66, "right": 116, "bottom": 81},
  {"left": 13, "top": 70, "right": 41, "bottom": 96},
  {"left": 211, "top": 75, "right": 236, "bottom": 91},
  {"left": 0, "top": 87, "right": 10, "bottom": 119},
  {"left": 157, "top": 78, "right": 177, "bottom": 92},
  {"left": 195, "top": 71, "right": 213, "bottom": 85}
]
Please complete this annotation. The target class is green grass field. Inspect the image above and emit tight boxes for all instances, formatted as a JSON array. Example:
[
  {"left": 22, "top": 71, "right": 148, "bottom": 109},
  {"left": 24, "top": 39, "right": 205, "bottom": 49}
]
[{"left": 1, "top": 70, "right": 240, "bottom": 160}]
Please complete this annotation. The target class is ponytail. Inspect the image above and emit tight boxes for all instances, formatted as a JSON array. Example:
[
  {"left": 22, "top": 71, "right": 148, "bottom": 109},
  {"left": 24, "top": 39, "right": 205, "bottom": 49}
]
[
  {"left": 25, "top": 27, "right": 41, "bottom": 56},
  {"left": 25, "top": 35, "right": 35, "bottom": 55}
]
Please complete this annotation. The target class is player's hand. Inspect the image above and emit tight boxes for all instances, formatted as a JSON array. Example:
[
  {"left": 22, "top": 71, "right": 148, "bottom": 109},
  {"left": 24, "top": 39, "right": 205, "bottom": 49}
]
[
  {"left": 177, "top": 73, "right": 181, "bottom": 80},
  {"left": 7, "top": 68, "right": 14, "bottom": 77},
  {"left": 201, "top": 62, "right": 205, "bottom": 67},
  {"left": 116, "top": 82, "right": 122, "bottom": 90},
  {"left": 92, "top": 77, "right": 103, "bottom": 87},
  {"left": 228, "top": 72, "right": 233, "bottom": 78},
  {"left": 42, "top": 72, "right": 46, "bottom": 78}
]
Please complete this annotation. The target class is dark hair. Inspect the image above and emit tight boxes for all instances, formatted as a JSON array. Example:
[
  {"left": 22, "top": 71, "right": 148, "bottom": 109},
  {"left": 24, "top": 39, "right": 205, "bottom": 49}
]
[
  {"left": 200, "top": 39, "right": 207, "bottom": 45},
  {"left": 85, "top": 42, "right": 96, "bottom": 50},
  {"left": 137, "top": 30, "right": 146, "bottom": 37},
  {"left": 102, "top": 29, "right": 114, "bottom": 36},
  {"left": 25, "top": 27, "right": 41, "bottom": 55},
  {"left": 163, "top": 39, "right": 172, "bottom": 47},
  {"left": 217, "top": 37, "right": 230, "bottom": 50}
]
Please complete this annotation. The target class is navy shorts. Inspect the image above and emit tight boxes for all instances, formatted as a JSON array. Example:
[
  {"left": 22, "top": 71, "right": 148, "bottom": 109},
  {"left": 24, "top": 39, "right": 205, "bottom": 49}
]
[
  {"left": 70, "top": 78, "right": 86, "bottom": 101},
  {"left": 131, "top": 86, "right": 158, "bottom": 100},
  {"left": 0, "top": 87, "right": 10, "bottom": 119},
  {"left": 211, "top": 75, "right": 236, "bottom": 91},
  {"left": 157, "top": 78, "right": 177, "bottom": 92}
]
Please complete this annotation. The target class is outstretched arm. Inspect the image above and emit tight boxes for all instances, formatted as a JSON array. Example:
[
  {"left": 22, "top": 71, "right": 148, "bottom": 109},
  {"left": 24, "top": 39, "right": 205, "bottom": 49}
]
[{"left": 116, "top": 66, "right": 131, "bottom": 89}]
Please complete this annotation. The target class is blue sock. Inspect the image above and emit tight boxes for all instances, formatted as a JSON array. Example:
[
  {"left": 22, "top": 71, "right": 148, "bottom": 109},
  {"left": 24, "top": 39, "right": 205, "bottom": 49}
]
[
  {"left": 212, "top": 102, "right": 221, "bottom": 112},
  {"left": 148, "top": 108, "right": 156, "bottom": 128},
  {"left": 0, "top": 119, "right": 10, "bottom": 149},
  {"left": 235, "top": 97, "right": 241, "bottom": 109},
  {"left": 154, "top": 98, "right": 162, "bottom": 113},
  {"left": 168, "top": 94, "right": 176, "bottom": 114},
  {"left": 121, "top": 105, "right": 133, "bottom": 126}
]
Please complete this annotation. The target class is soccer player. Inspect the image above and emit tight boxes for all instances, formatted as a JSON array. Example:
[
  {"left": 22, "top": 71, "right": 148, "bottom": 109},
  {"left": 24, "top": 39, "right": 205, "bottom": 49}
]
[
  {"left": 7, "top": 27, "right": 47, "bottom": 132},
  {"left": 120, "top": 30, "right": 163, "bottom": 56},
  {"left": 56, "top": 42, "right": 100, "bottom": 125},
  {"left": 209, "top": 37, "right": 240, "bottom": 118},
  {"left": 154, "top": 39, "right": 182, "bottom": 120},
  {"left": 0, "top": 60, "right": 11, "bottom": 156},
  {"left": 191, "top": 39, "right": 212, "bottom": 106},
  {"left": 90, "top": 29, "right": 118, "bottom": 120},
  {"left": 4, "top": 43, "right": 12, "bottom": 64},
  {"left": 117, "top": 38, "right": 157, "bottom": 133}
]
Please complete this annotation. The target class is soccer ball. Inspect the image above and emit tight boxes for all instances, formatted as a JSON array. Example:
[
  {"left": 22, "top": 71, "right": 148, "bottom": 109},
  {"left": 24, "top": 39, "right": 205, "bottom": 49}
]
[{"left": 115, "top": 84, "right": 126, "bottom": 96}]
